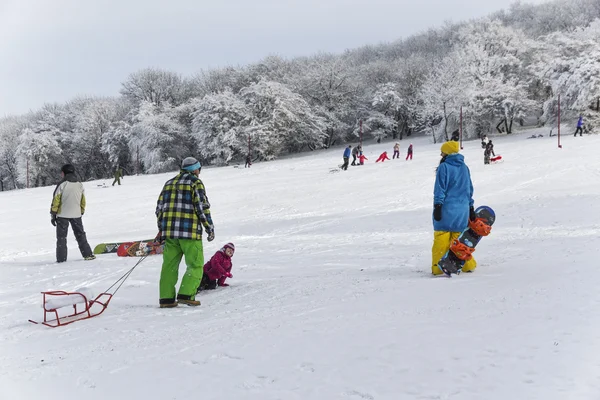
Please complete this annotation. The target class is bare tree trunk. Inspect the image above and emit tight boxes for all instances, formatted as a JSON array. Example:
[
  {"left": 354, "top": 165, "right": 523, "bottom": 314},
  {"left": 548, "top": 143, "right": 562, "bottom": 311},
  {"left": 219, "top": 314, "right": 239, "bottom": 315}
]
[
  {"left": 504, "top": 118, "right": 513, "bottom": 134},
  {"left": 443, "top": 102, "right": 449, "bottom": 141},
  {"left": 431, "top": 126, "right": 437, "bottom": 144},
  {"left": 496, "top": 119, "right": 506, "bottom": 134}
]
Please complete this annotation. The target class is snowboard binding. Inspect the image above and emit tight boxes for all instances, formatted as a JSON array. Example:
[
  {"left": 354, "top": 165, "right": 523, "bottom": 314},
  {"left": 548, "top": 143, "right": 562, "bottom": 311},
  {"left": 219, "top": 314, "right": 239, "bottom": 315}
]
[{"left": 437, "top": 206, "right": 496, "bottom": 277}]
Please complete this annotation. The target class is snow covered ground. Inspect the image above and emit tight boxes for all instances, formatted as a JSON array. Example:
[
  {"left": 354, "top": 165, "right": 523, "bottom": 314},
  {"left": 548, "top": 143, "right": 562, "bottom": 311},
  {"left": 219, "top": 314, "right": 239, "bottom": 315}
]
[{"left": 2, "top": 127, "right": 600, "bottom": 400}]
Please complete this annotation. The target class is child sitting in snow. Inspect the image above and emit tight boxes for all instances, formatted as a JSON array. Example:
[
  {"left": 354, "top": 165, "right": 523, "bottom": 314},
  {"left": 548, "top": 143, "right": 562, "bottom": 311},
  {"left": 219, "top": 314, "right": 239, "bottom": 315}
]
[
  {"left": 358, "top": 153, "right": 368, "bottom": 165},
  {"left": 198, "top": 243, "right": 235, "bottom": 291}
]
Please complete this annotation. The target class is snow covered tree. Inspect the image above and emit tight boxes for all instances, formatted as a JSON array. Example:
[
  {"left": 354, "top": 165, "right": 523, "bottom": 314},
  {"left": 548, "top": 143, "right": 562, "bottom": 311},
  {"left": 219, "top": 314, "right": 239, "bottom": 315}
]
[
  {"left": 417, "top": 54, "right": 471, "bottom": 142},
  {"left": 240, "top": 80, "right": 327, "bottom": 159},
  {"left": 293, "top": 55, "right": 357, "bottom": 147},
  {"left": 531, "top": 18, "right": 600, "bottom": 122},
  {"left": 128, "top": 102, "right": 192, "bottom": 173},
  {"left": 190, "top": 89, "right": 251, "bottom": 164},
  {"left": 364, "top": 83, "right": 404, "bottom": 142},
  {"left": 0, "top": 116, "right": 27, "bottom": 190},
  {"left": 121, "top": 68, "right": 185, "bottom": 107}
]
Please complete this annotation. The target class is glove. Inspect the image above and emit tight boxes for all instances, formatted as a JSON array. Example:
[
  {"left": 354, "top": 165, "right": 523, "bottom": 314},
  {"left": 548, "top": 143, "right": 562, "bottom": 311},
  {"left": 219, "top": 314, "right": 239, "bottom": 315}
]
[
  {"left": 224, "top": 272, "right": 233, "bottom": 279},
  {"left": 207, "top": 231, "right": 215, "bottom": 242},
  {"left": 469, "top": 206, "right": 477, "bottom": 222},
  {"left": 433, "top": 204, "right": 442, "bottom": 221},
  {"left": 51, "top": 213, "right": 57, "bottom": 227}
]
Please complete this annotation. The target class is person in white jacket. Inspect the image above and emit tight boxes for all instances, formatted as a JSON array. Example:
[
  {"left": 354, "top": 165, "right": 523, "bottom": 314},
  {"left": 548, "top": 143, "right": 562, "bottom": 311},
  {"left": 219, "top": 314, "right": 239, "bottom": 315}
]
[{"left": 50, "top": 164, "right": 95, "bottom": 262}]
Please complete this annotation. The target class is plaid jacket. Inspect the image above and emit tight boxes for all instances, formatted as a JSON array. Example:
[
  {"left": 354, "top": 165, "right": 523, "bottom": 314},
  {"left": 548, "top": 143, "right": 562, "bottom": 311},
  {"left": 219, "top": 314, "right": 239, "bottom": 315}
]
[{"left": 155, "top": 171, "right": 214, "bottom": 240}]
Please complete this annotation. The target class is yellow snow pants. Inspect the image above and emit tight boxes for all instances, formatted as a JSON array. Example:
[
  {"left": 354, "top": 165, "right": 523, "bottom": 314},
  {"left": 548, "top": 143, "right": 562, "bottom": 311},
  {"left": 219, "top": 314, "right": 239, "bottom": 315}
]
[{"left": 431, "top": 231, "right": 477, "bottom": 275}]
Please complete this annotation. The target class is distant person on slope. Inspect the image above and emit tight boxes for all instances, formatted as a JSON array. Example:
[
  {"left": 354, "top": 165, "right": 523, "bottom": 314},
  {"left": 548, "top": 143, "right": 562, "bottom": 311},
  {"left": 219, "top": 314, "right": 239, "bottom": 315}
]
[
  {"left": 376, "top": 151, "right": 390, "bottom": 163},
  {"left": 198, "top": 243, "right": 235, "bottom": 291},
  {"left": 393, "top": 143, "right": 400, "bottom": 159},
  {"left": 574, "top": 115, "right": 584, "bottom": 137},
  {"left": 155, "top": 157, "right": 215, "bottom": 308},
  {"left": 341, "top": 145, "right": 351, "bottom": 170},
  {"left": 245, "top": 154, "right": 252, "bottom": 168},
  {"left": 406, "top": 144, "right": 413, "bottom": 160},
  {"left": 50, "top": 164, "right": 95, "bottom": 263},
  {"left": 351, "top": 145, "right": 360, "bottom": 166},
  {"left": 431, "top": 141, "right": 477, "bottom": 275},
  {"left": 484, "top": 141, "right": 495, "bottom": 165},
  {"left": 451, "top": 129, "right": 460, "bottom": 142},
  {"left": 112, "top": 166, "right": 123, "bottom": 186}
]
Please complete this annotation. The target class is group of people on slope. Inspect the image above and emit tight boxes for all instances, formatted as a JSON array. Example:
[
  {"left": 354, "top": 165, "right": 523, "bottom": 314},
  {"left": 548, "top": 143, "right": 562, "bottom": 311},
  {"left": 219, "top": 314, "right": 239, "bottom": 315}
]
[
  {"left": 49, "top": 158, "right": 236, "bottom": 309},
  {"left": 341, "top": 142, "right": 413, "bottom": 170}
]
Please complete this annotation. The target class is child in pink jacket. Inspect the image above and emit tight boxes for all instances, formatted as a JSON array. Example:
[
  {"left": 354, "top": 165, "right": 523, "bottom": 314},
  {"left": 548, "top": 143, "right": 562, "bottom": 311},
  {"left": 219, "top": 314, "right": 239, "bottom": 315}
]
[{"left": 198, "top": 243, "right": 235, "bottom": 291}]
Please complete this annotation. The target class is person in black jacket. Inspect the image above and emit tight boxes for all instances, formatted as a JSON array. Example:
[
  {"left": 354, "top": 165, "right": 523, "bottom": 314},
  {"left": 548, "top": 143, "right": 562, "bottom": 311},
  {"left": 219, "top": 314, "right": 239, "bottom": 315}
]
[{"left": 484, "top": 141, "right": 495, "bottom": 164}]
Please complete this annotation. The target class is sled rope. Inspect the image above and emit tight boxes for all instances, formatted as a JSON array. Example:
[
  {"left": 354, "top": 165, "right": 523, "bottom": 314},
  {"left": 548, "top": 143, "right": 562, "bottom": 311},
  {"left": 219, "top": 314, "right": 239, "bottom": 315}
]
[{"left": 102, "top": 255, "right": 148, "bottom": 297}]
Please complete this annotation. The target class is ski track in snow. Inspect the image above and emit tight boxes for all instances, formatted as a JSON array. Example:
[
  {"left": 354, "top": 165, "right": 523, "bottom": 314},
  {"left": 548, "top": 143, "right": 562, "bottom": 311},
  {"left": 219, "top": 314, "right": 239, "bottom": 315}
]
[{"left": 1, "top": 128, "right": 600, "bottom": 399}]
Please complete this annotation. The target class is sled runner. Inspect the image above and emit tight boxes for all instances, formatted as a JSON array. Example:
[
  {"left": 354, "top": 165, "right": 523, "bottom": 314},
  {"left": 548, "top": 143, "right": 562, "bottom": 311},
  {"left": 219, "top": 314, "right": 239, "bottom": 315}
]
[
  {"left": 29, "top": 256, "right": 148, "bottom": 328},
  {"left": 28, "top": 288, "right": 113, "bottom": 328}
]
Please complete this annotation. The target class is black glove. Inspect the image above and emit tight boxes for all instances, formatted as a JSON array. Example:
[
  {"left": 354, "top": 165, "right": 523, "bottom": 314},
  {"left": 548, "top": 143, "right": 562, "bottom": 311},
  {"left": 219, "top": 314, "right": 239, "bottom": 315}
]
[
  {"left": 50, "top": 213, "right": 57, "bottom": 227},
  {"left": 207, "top": 231, "right": 215, "bottom": 242},
  {"left": 433, "top": 204, "right": 442, "bottom": 221},
  {"left": 469, "top": 206, "right": 477, "bottom": 222}
]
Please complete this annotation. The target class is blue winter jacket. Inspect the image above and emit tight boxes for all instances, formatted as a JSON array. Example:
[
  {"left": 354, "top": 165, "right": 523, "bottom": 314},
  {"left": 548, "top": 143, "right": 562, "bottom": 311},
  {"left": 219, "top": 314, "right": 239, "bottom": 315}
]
[
  {"left": 577, "top": 116, "right": 583, "bottom": 127},
  {"left": 433, "top": 153, "right": 474, "bottom": 232},
  {"left": 343, "top": 147, "right": 351, "bottom": 158}
]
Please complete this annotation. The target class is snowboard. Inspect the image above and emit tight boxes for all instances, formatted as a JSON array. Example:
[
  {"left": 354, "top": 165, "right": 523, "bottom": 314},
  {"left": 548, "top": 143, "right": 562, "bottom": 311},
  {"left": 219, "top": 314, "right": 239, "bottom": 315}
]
[
  {"left": 437, "top": 205, "right": 496, "bottom": 277},
  {"left": 93, "top": 239, "right": 154, "bottom": 255},
  {"left": 117, "top": 240, "right": 164, "bottom": 257}
]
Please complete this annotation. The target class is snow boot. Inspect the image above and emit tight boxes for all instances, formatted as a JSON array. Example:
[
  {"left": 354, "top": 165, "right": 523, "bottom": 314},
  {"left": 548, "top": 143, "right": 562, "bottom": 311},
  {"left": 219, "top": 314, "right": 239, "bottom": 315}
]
[
  {"left": 176, "top": 294, "right": 200, "bottom": 307},
  {"left": 159, "top": 299, "right": 178, "bottom": 308}
]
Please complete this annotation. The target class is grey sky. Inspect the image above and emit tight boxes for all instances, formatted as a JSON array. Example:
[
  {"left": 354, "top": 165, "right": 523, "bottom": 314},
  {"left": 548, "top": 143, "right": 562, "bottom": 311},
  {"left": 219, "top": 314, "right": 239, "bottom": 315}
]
[{"left": 1, "top": 0, "right": 549, "bottom": 116}]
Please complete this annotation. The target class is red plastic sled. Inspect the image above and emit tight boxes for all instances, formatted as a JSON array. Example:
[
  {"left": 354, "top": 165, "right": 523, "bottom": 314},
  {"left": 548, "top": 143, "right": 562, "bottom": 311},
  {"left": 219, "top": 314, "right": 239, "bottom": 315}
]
[
  {"left": 28, "top": 290, "right": 114, "bottom": 328},
  {"left": 491, "top": 155, "right": 502, "bottom": 163}
]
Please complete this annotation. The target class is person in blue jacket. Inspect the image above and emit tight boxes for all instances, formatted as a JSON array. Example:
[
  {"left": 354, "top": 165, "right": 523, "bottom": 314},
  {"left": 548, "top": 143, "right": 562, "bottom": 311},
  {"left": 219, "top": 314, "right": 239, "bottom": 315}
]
[
  {"left": 574, "top": 115, "right": 583, "bottom": 136},
  {"left": 341, "top": 145, "right": 352, "bottom": 170},
  {"left": 431, "top": 141, "right": 478, "bottom": 275}
]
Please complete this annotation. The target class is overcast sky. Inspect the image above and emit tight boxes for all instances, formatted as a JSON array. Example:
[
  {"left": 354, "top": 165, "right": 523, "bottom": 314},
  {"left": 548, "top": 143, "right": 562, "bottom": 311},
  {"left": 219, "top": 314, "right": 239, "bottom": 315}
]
[{"left": 0, "top": 0, "right": 550, "bottom": 116}]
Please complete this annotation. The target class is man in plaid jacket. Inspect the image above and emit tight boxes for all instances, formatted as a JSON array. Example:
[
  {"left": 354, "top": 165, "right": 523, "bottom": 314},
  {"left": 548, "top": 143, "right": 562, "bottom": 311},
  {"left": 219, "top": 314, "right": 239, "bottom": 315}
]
[{"left": 155, "top": 157, "right": 214, "bottom": 308}]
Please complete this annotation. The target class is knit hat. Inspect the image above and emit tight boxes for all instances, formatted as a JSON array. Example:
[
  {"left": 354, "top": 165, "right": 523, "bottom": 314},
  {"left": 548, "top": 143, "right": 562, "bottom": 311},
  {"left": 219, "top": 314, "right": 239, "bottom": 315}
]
[
  {"left": 222, "top": 242, "right": 235, "bottom": 255},
  {"left": 440, "top": 141, "right": 460, "bottom": 155},
  {"left": 181, "top": 157, "right": 201, "bottom": 172},
  {"left": 61, "top": 164, "right": 75, "bottom": 174}
]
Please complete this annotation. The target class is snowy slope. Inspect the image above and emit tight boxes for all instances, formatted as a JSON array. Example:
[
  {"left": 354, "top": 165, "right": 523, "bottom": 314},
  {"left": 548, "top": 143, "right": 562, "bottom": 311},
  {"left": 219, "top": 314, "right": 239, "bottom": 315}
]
[{"left": 2, "top": 128, "right": 600, "bottom": 400}]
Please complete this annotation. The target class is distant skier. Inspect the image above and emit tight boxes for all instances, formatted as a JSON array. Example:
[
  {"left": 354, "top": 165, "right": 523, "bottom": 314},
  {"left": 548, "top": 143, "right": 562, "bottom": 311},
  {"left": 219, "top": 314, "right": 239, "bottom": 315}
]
[
  {"left": 574, "top": 115, "right": 584, "bottom": 136},
  {"left": 451, "top": 129, "right": 460, "bottom": 142},
  {"left": 358, "top": 153, "right": 368, "bottom": 165},
  {"left": 245, "top": 154, "right": 252, "bottom": 168},
  {"left": 406, "top": 144, "right": 413, "bottom": 160},
  {"left": 393, "top": 143, "right": 400, "bottom": 159},
  {"left": 341, "top": 145, "right": 351, "bottom": 170},
  {"left": 351, "top": 145, "right": 360, "bottom": 166},
  {"left": 50, "top": 164, "right": 95, "bottom": 263},
  {"left": 484, "top": 141, "right": 495, "bottom": 165},
  {"left": 431, "top": 141, "right": 477, "bottom": 275},
  {"left": 198, "top": 243, "right": 235, "bottom": 291},
  {"left": 112, "top": 166, "right": 123, "bottom": 186},
  {"left": 375, "top": 151, "right": 390, "bottom": 163}
]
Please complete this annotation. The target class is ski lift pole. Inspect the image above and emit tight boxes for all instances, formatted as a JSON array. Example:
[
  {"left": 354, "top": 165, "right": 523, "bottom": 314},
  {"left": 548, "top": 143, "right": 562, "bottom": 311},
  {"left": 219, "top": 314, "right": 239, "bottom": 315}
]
[
  {"left": 359, "top": 119, "right": 363, "bottom": 148},
  {"left": 460, "top": 106, "right": 463, "bottom": 150},
  {"left": 558, "top": 94, "right": 562, "bottom": 148}
]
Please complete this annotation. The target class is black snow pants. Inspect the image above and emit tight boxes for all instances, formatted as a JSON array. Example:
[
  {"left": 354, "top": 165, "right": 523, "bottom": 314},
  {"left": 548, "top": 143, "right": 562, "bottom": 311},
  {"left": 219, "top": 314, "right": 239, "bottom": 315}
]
[
  {"left": 56, "top": 217, "right": 93, "bottom": 262},
  {"left": 341, "top": 157, "right": 350, "bottom": 170}
]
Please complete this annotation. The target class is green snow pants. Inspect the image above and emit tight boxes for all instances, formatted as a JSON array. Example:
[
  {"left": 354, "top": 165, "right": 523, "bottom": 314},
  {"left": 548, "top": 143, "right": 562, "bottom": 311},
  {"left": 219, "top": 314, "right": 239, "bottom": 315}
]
[{"left": 159, "top": 238, "right": 204, "bottom": 301}]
